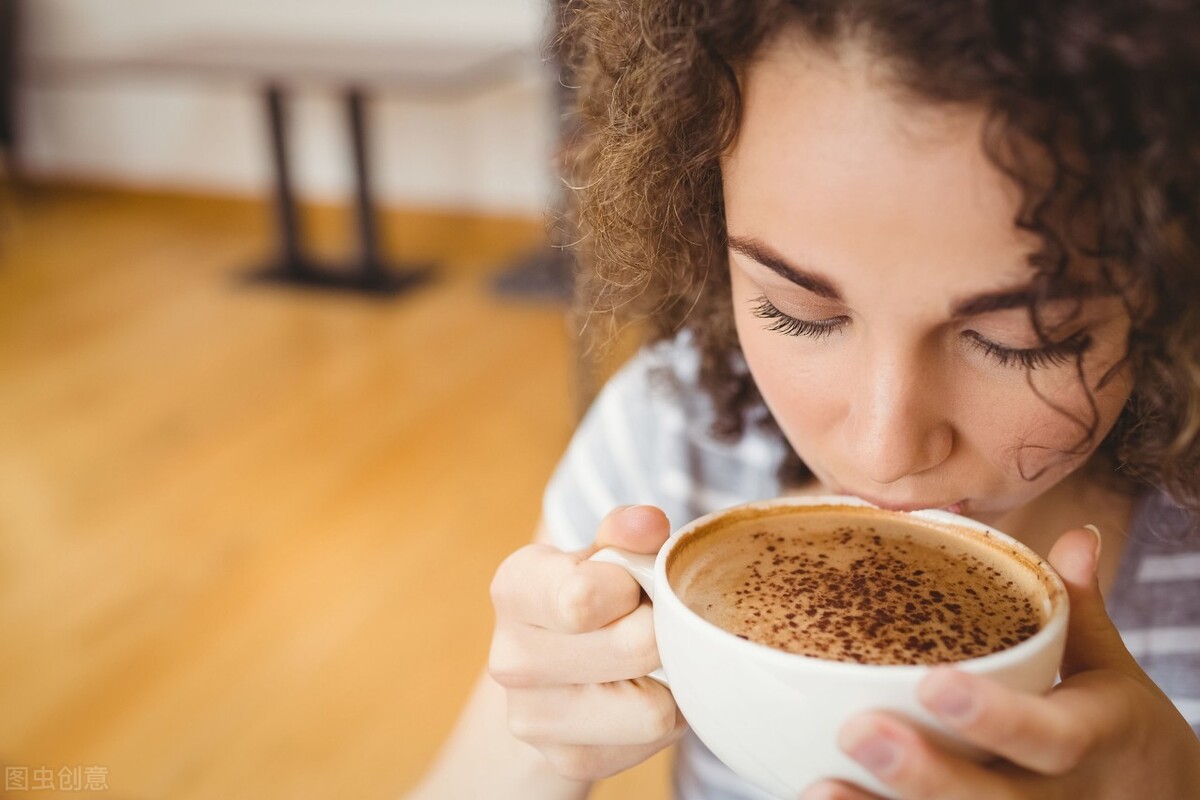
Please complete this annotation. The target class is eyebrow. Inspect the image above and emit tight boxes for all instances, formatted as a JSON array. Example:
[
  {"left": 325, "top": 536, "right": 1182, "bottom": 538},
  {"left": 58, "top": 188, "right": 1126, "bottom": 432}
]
[
  {"left": 725, "top": 234, "right": 1099, "bottom": 317},
  {"left": 726, "top": 235, "right": 841, "bottom": 300},
  {"left": 948, "top": 283, "right": 1099, "bottom": 317}
]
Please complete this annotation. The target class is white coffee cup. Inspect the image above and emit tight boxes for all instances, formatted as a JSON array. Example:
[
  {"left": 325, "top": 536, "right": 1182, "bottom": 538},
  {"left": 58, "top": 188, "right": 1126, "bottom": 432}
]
[{"left": 590, "top": 495, "right": 1068, "bottom": 799}]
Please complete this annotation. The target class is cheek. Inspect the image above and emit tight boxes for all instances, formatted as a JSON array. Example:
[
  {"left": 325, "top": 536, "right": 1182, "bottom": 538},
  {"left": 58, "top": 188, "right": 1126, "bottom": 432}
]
[
  {"left": 975, "top": 360, "right": 1133, "bottom": 481},
  {"left": 731, "top": 280, "right": 846, "bottom": 446},
  {"left": 746, "top": 346, "right": 845, "bottom": 435}
]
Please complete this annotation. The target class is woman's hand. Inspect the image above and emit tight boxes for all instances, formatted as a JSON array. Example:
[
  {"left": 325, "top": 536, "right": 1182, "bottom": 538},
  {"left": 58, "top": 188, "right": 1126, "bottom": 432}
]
[
  {"left": 487, "top": 505, "right": 687, "bottom": 782},
  {"left": 801, "top": 526, "right": 1200, "bottom": 800}
]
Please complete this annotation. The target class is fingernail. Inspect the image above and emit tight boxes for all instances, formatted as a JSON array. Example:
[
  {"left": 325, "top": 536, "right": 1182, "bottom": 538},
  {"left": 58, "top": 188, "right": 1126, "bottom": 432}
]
[
  {"left": 1084, "top": 524, "right": 1102, "bottom": 557},
  {"left": 846, "top": 732, "right": 899, "bottom": 776},
  {"left": 925, "top": 678, "right": 977, "bottom": 724}
]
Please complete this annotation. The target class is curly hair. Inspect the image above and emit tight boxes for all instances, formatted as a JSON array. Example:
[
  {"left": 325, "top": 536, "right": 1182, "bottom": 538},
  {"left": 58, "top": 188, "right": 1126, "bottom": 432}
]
[{"left": 557, "top": 0, "right": 1200, "bottom": 514}]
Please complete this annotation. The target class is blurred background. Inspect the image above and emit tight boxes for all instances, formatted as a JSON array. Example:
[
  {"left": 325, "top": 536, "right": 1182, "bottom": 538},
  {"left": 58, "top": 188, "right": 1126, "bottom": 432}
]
[{"left": 0, "top": 1, "right": 665, "bottom": 798}]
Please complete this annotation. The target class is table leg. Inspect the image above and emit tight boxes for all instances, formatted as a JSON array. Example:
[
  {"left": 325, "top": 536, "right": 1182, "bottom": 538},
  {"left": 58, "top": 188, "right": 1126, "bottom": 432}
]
[
  {"left": 342, "top": 86, "right": 433, "bottom": 293},
  {"left": 247, "top": 82, "right": 433, "bottom": 296},
  {"left": 264, "top": 83, "right": 309, "bottom": 277},
  {"left": 346, "top": 87, "right": 381, "bottom": 280}
]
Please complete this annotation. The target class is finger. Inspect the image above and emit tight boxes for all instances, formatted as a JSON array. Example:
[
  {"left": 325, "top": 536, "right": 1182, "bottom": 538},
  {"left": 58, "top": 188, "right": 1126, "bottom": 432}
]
[
  {"left": 838, "top": 712, "right": 1036, "bottom": 800},
  {"left": 506, "top": 677, "right": 682, "bottom": 746},
  {"left": 491, "top": 543, "right": 642, "bottom": 632},
  {"left": 593, "top": 504, "right": 672, "bottom": 553},
  {"left": 491, "top": 506, "right": 670, "bottom": 632},
  {"left": 1046, "top": 526, "right": 1138, "bottom": 677},
  {"left": 917, "top": 667, "right": 1100, "bottom": 775},
  {"left": 489, "top": 599, "right": 660, "bottom": 686},
  {"left": 799, "top": 779, "right": 888, "bottom": 799}
]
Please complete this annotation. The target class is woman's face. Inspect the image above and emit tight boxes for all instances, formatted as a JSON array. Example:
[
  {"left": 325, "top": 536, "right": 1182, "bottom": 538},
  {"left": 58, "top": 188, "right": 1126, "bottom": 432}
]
[{"left": 723, "top": 35, "right": 1134, "bottom": 524}]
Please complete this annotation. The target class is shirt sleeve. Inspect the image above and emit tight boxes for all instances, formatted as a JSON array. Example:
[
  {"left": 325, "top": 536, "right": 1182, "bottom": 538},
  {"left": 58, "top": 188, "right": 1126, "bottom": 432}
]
[{"left": 541, "top": 346, "right": 672, "bottom": 552}]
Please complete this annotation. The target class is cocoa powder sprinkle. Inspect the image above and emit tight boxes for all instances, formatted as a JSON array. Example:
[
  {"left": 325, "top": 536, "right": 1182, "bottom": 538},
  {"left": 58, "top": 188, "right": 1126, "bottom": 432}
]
[{"left": 675, "top": 520, "right": 1046, "bottom": 666}]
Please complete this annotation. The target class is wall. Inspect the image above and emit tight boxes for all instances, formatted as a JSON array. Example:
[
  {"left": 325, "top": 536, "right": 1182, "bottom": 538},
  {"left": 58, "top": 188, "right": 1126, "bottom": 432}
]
[{"left": 17, "top": 0, "right": 558, "bottom": 214}]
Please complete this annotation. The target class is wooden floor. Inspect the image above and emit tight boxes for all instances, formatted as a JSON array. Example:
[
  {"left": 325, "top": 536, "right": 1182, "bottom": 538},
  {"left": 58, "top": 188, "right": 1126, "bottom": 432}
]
[{"left": 0, "top": 185, "right": 671, "bottom": 799}]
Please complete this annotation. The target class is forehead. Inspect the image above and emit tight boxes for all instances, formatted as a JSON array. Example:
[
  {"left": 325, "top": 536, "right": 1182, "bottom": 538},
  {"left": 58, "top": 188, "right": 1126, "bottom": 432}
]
[{"left": 722, "top": 34, "right": 1039, "bottom": 297}]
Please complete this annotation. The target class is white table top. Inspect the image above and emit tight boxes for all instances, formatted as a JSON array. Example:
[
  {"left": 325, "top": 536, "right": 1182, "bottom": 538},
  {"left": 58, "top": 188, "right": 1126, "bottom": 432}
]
[{"left": 28, "top": 37, "right": 537, "bottom": 96}]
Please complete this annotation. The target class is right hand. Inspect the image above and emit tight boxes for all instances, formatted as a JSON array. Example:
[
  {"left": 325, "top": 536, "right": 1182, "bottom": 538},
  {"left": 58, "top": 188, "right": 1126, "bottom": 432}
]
[{"left": 487, "top": 505, "right": 687, "bottom": 782}]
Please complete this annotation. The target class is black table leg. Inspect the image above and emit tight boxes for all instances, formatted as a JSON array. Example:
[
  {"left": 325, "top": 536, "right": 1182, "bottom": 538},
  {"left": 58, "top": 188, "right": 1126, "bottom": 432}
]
[
  {"left": 347, "top": 87, "right": 382, "bottom": 280},
  {"left": 248, "top": 82, "right": 433, "bottom": 296},
  {"left": 265, "top": 83, "right": 309, "bottom": 277}
]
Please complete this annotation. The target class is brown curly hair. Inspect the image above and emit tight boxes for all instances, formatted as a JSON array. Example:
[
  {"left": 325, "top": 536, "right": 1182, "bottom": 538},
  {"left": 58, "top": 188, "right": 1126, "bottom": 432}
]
[{"left": 556, "top": 0, "right": 1200, "bottom": 515}]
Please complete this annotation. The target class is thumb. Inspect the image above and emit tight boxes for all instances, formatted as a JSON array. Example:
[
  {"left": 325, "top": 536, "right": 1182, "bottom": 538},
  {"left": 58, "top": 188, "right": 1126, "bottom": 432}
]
[
  {"left": 1047, "top": 525, "right": 1136, "bottom": 678},
  {"left": 586, "top": 505, "right": 672, "bottom": 556}
]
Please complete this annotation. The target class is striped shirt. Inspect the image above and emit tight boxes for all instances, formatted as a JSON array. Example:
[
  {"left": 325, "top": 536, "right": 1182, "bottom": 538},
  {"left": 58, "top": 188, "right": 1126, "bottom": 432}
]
[{"left": 543, "top": 335, "right": 1200, "bottom": 800}]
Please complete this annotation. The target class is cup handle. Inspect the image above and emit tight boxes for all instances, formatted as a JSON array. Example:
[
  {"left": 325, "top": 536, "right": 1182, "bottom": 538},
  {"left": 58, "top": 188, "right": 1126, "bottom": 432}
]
[{"left": 589, "top": 547, "right": 670, "bottom": 687}]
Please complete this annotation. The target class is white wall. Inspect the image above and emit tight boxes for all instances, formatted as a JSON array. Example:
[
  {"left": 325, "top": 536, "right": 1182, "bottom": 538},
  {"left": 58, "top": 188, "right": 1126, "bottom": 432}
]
[{"left": 18, "top": 0, "right": 559, "bottom": 214}]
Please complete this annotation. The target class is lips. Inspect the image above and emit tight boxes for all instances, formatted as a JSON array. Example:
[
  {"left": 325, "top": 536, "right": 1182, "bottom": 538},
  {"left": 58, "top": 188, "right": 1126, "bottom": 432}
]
[{"left": 838, "top": 490, "right": 967, "bottom": 515}]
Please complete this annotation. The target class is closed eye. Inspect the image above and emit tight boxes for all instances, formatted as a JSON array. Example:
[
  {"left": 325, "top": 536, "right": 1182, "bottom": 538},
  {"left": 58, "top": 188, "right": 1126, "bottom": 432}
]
[
  {"left": 962, "top": 329, "right": 1093, "bottom": 370},
  {"left": 752, "top": 297, "right": 849, "bottom": 339}
]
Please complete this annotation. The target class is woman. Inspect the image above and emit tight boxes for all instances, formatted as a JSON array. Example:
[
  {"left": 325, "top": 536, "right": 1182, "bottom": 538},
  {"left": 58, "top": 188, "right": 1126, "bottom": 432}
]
[{"left": 411, "top": 2, "right": 1200, "bottom": 797}]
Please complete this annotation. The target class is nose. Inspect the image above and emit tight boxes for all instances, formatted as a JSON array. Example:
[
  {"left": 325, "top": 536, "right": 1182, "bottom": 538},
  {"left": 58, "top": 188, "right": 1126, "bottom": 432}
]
[{"left": 844, "top": 346, "right": 954, "bottom": 485}]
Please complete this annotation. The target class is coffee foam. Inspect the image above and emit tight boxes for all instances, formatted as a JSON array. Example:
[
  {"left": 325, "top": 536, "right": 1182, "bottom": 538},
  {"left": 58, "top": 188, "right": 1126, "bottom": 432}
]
[{"left": 668, "top": 506, "right": 1052, "bottom": 666}]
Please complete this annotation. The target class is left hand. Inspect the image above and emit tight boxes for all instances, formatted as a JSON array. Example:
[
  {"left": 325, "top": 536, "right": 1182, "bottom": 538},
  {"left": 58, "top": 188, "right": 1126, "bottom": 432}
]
[{"left": 800, "top": 527, "right": 1200, "bottom": 800}]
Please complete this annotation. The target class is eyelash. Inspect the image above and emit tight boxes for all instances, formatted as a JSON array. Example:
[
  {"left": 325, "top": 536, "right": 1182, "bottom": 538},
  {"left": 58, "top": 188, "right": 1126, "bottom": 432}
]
[
  {"left": 751, "top": 297, "right": 1093, "bottom": 370},
  {"left": 960, "top": 330, "right": 1092, "bottom": 370},
  {"left": 752, "top": 297, "right": 849, "bottom": 339}
]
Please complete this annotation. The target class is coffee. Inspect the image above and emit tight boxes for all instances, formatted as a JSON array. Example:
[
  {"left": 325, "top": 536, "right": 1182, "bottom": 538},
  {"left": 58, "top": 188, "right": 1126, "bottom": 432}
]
[{"left": 668, "top": 506, "right": 1050, "bottom": 666}]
